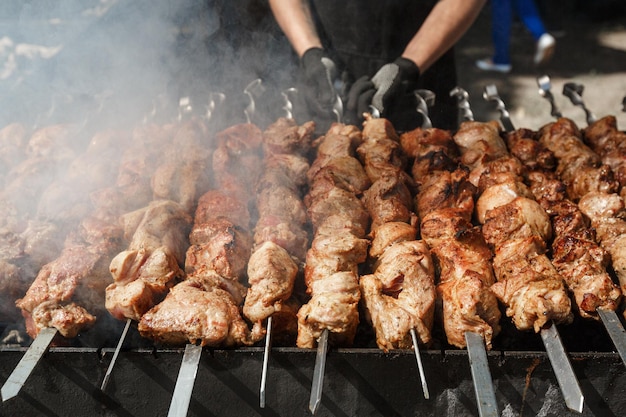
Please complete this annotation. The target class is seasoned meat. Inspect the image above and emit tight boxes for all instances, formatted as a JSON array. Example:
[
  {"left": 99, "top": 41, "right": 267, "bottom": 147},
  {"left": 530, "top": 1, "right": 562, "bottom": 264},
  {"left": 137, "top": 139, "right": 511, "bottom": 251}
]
[
  {"left": 139, "top": 278, "right": 263, "bottom": 347},
  {"left": 243, "top": 241, "right": 299, "bottom": 323}
]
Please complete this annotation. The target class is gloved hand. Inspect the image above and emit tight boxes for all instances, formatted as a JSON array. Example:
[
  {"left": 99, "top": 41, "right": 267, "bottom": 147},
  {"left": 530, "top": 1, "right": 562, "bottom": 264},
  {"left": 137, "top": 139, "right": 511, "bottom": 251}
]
[
  {"left": 300, "top": 47, "right": 338, "bottom": 117},
  {"left": 370, "top": 57, "right": 421, "bottom": 115},
  {"left": 346, "top": 76, "right": 376, "bottom": 122}
]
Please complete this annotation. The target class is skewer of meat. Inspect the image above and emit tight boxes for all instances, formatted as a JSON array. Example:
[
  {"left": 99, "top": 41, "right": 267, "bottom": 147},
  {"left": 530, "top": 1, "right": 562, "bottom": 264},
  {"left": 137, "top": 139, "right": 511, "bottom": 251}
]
[
  {"left": 537, "top": 117, "right": 626, "bottom": 307},
  {"left": 3, "top": 123, "right": 144, "bottom": 401},
  {"left": 100, "top": 117, "right": 213, "bottom": 390},
  {"left": 533, "top": 78, "right": 626, "bottom": 366},
  {"left": 301, "top": 122, "right": 371, "bottom": 414},
  {"left": 402, "top": 93, "right": 501, "bottom": 416},
  {"left": 1, "top": 123, "right": 95, "bottom": 323},
  {"left": 105, "top": 119, "right": 213, "bottom": 323},
  {"left": 137, "top": 120, "right": 266, "bottom": 417},
  {"left": 406, "top": 126, "right": 501, "bottom": 349},
  {"left": 507, "top": 128, "right": 622, "bottom": 318},
  {"left": 138, "top": 121, "right": 265, "bottom": 346},
  {"left": 357, "top": 114, "right": 434, "bottom": 399},
  {"left": 475, "top": 85, "right": 583, "bottom": 412},
  {"left": 242, "top": 116, "right": 315, "bottom": 407}
]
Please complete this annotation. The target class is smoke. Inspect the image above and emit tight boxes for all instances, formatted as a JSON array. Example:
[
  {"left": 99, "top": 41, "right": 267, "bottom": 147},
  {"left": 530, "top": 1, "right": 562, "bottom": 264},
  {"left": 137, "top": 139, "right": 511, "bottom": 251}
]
[
  {"left": 0, "top": 0, "right": 302, "bottom": 340},
  {"left": 0, "top": 0, "right": 299, "bottom": 129},
  {"left": 0, "top": 2, "right": 197, "bottom": 126}
]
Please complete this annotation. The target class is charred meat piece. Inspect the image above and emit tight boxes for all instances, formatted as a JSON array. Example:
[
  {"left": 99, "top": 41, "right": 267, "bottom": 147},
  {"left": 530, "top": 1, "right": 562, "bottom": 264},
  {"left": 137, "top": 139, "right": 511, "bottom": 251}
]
[{"left": 538, "top": 118, "right": 618, "bottom": 201}]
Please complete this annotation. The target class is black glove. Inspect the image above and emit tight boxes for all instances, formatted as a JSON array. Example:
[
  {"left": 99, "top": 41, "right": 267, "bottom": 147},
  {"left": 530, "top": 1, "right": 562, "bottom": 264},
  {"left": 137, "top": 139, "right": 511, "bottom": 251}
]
[
  {"left": 370, "top": 57, "right": 420, "bottom": 115},
  {"left": 346, "top": 76, "right": 376, "bottom": 123},
  {"left": 300, "top": 47, "right": 338, "bottom": 117}
]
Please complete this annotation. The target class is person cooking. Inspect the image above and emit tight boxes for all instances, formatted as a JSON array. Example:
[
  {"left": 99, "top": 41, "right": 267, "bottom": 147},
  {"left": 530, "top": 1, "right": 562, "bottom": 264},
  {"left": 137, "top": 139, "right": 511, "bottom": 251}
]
[{"left": 268, "top": 0, "right": 486, "bottom": 131}]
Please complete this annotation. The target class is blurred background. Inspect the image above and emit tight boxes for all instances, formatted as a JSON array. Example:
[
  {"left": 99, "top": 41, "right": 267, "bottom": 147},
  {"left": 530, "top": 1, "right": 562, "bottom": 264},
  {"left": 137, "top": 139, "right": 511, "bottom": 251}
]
[{"left": 0, "top": 0, "right": 624, "bottom": 132}]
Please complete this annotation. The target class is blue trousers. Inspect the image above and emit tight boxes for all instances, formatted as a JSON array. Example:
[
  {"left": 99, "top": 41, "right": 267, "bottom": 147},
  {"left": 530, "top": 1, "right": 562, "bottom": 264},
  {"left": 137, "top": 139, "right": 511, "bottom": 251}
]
[{"left": 491, "top": 0, "right": 547, "bottom": 64}]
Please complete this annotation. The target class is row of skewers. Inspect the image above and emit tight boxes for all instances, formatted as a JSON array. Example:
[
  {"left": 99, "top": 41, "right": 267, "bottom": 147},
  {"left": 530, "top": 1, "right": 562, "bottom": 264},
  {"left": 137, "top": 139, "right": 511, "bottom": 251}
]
[{"left": 2, "top": 79, "right": 626, "bottom": 417}]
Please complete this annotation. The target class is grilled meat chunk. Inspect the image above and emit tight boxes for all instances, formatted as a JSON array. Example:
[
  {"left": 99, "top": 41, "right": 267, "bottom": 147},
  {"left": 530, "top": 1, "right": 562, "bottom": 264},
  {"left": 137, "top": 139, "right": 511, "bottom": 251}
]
[{"left": 139, "top": 277, "right": 263, "bottom": 347}]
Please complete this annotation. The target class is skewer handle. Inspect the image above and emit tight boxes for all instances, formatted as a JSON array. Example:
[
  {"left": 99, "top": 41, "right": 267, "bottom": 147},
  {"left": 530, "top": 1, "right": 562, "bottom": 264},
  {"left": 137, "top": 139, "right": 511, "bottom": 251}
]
[
  {"left": 465, "top": 331, "right": 499, "bottom": 417},
  {"left": 450, "top": 86, "right": 475, "bottom": 122},
  {"left": 206, "top": 92, "right": 225, "bottom": 121},
  {"left": 332, "top": 93, "right": 344, "bottom": 123},
  {"left": 414, "top": 89, "right": 435, "bottom": 129},
  {"left": 177, "top": 96, "right": 193, "bottom": 122},
  {"left": 309, "top": 329, "right": 329, "bottom": 415},
  {"left": 244, "top": 78, "right": 264, "bottom": 124},
  {"left": 540, "top": 322, "right": 584, "bottom": 413},
  {"left": 281, "top": 88, "right": 298, "bottom": 120},
  {"left": 562, "top": 82, "right": 597, "bottom": 125},
  {"left": 537, "top": 75, "right": 563, "bottom": 119},
  {"left": 1, "top": 327, "right": 57, "bottom": 402},
  {"left": 483, "top": 84, "right": 515, "bottom": 131},
  {"left": 167, "top": 344, "right": 203, "bottom": 417}
]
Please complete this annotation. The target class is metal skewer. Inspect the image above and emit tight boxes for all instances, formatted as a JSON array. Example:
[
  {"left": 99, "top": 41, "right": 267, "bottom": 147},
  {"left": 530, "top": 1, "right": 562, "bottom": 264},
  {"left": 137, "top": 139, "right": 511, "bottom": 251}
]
[
  {"left": 410, "top": 328, "right": 429, "bottom": 399},
  {"left": 244, "top": 78, "right": 265, "bottom": 124},
  {"left": 483, "top": 83, "right": 585, "bottom": 413},
  {"left": 2, "top": 327, "right": 57, "bottom": 402},
  {"left": 563, "top": 82, "right": 597, "bottom": 125},
  {"left": 597, "top": 309, "right": 626, "bottom": 367},
  {"left": 414, "top": 89, "right": 435, "bottom": 129},
  {"left": 540, "top": 323, "right": 584, "bottom": 413},
  {"left": 332, "top": 93, "right": 344, "bottom": 123},
  {"left": 309, "top": 328, "right": 329, "bottom": 415},
  {"left": 167, "top": 343, "right": 203, "bottom": 417},
  {"left": 177, "top": 96, "right": 194, "bottom": 122},
  {"left": 537, "top": 75, "right": 563, "bottom": 118},
  {"left": 100, "top": 318, "right": 131, "bottom": 391},
  {"left": 282, "top": 88, "right": 298, "bottom": 120},
  {"left": 369, "top": 93, "right": 432, "bottom": 400},
  {"left": 449, "top": 86, "right": 501, "bottom": 417},
  {"left": 450, "top": 86, "right": 475, "bottom": 122},
  {"left": 259, "top": 316, "right": 273, "bottom": 408},
  {"left": 465, "top": 332, "right": 498, "bottom": 417},
  {"left": 483, "top": 84, "right": 515, "bottom": 132},
  {"left": 205, "top": 92, "right": 225, "bottom": 121}
]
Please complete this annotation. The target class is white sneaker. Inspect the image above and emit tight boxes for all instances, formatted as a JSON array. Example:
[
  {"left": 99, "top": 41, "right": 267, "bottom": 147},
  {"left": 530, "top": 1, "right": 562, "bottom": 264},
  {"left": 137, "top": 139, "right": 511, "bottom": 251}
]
[
  {"left": 475, "top": 58, "right": 512, "bottom": 73},
  {"left": 534, "top": 33, "right": 556, "bottom": 66}
]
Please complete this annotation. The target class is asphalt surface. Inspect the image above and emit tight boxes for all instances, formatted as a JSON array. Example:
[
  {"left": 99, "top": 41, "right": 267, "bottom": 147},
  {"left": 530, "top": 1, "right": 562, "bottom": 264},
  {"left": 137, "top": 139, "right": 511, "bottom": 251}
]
[{"left": 456, "top": 2, "right": 626, "bottom": 131}]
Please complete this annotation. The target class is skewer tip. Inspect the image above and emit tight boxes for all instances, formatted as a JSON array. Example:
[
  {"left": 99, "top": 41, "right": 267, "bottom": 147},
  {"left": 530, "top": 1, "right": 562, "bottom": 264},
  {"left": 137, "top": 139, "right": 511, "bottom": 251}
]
[
  {"left": 1, "top": 384, "right": 18, "bottom": 402},
  {"left": 308, "top": 329, "right": 329, "bottom": 415},
  {"left": 409, "top": 328, "right": 430, "bottom": 400}
]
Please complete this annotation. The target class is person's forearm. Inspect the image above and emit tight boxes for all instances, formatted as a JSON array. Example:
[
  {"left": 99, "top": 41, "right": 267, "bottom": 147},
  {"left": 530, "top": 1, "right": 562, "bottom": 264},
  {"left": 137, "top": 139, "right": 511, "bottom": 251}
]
[
  {"left": 268, "top": 0, "right": 322, "bottom": 57},
  {"left": 402, "top": 0, "right": 486, "bottom": 72}
]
